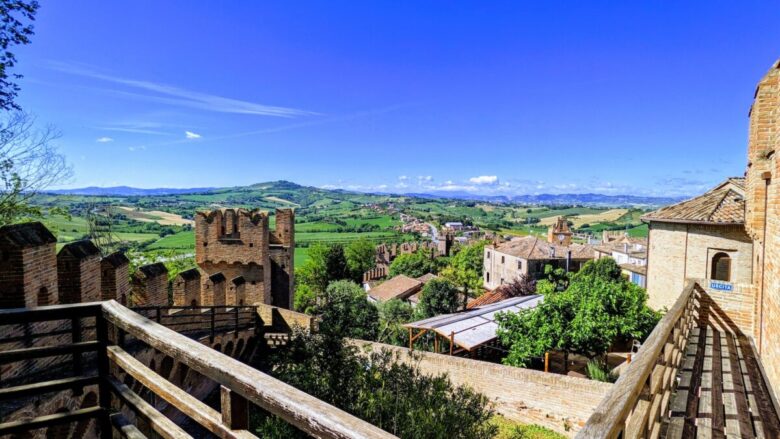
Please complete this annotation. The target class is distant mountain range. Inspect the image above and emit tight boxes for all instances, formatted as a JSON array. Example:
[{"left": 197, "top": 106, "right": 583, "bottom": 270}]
[{"left": 44, "top": 181, "right": 685, "bottom": 208}]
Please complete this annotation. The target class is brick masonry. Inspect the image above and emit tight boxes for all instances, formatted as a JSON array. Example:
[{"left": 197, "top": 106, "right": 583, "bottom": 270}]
[
  {"left": 351, "top": 340, "right": 611, "bottom": 437},
  {"left": 0, "top": 223, "right": 58, "bottom": 308}
]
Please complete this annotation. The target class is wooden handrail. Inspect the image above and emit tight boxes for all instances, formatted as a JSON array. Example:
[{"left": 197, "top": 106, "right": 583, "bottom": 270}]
[
  {"left": 0, "top": 302, "right": 101, "bottom": 324},
  {"left": 577, "top": 280, "right": 699, "bottom": 438},
  {"left": 101, "top": 300, "right": 396, "bottom": 439}
]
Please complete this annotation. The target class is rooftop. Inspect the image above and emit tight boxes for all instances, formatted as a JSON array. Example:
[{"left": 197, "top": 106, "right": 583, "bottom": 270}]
[
  {"left": 367, "top": 274, "right": 422, "bottom": 302},
  {"left": 492, "top": 236, "right": 595, "bottom": 260},
  {"left": 642, "top": 178, "right": 745, "bottom": 225}
]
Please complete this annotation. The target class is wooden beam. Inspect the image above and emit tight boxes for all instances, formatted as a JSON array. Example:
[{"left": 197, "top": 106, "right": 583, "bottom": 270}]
[
  {"left": 106, "top": 376, "right": 191, "bottom": 439},
  {"left": 109, "top": 413, "right": 148, "bottom": 439},
  {"left": 0, "top": 406, "right": 103, "bottom": 436},
  {"left": 102, "top": 300, "right": 396, "bottom": 439},
  {"left": 0, "top": 302, "right": 102, "bottom": 324},
  {"left": 0, "top": 375, "right": 99, "bottom": 400},
  {"left": 221, "top": 385, "right": 249, "bottom": 430},
  {"left": 107, "top": 346, "right": 255, "bottom": 439},
  {"left": 0, "top": 340, "right": 99, "bottom": 363}
]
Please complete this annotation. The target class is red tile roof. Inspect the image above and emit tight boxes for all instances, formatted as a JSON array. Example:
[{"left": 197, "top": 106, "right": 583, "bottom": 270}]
[{"left": 642, "top": 178, "right": 745, "bottom": 225}]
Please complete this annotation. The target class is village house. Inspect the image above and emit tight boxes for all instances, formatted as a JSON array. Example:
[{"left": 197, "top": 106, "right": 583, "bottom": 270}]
[
  {"left": 594, "top": 235, "right": 648, "bottom": 287},
  {"left": 365, "top": 273, "right": 438, "bottom": 304},
  {"left": 642, "top": 177, "right": 752, "bottom": 310}
]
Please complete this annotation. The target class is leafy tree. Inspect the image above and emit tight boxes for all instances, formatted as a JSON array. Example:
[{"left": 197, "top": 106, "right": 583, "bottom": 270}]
[
  {"left": 293, "top": 283, "right": 317, "bottom": 314},
  {"left": 317, "top": 280, "right": 378, "bottom": 340},
  {"left": 0, "top": 112, "right": 71, "bottom": 225},
  {"left": 416, "top": 278, "right": 461, "bottom": 319},
  {"left": 345, "top": 238, "right": 375, "bottom": 283},
  {"left": 295, "top": 243, "right": 330, "bottom": 294},
  {"left": 441, "top": 241, "right": 487, "bottom": 308},
  {"left": 251, "top": 329, "right": 496, "bottom": 439},
  {"left": 376, "top": 298, "right": 414, "bottom": 346},
  {"left": 325, "top": 244, "right": 349, "bottom": 284},
  {"left": 496, "top": 258, "right": 660, "bottom": 367},
  {"left": 0, "top": 0, "right": 39, "bottom": 111},
  {"left": 388, "top": 249, "right": 436, "bottom": 278}
]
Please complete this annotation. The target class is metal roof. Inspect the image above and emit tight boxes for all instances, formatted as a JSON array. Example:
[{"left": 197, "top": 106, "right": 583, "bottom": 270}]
[{"left": 404, "top": 295, "right": 543, "bottom": 351}]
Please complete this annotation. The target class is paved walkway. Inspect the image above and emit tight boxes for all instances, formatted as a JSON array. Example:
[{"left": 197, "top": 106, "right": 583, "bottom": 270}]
[{"left": 662, "top": 325, "right": 780, "bottom": 438}]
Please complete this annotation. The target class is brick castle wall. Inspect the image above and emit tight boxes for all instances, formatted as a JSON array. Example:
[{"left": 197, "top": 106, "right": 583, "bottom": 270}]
[
  {"left": 351, "top": 340, "right": 611, "bottom": 437},
  {"left": 0, "top": 244, "right": 58, "bottom": 308},
  {"left": 57, "top": 252, "right": 101, "bottom": 304}
]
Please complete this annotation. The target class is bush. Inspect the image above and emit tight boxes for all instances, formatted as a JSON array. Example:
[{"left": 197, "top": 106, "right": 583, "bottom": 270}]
[
  {"left": 585, "top": 359, "right": 618, "bottom": 383},
  {"left": 508, "top": 425, "right": 566, "bottom": 439}
]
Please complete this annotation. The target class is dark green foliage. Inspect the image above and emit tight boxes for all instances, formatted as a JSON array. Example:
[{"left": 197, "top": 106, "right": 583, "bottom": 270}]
[
  {"left": 325, "top": 244, "right": 350, "bottom": 283},
  {"left": 345, "top": 238, "right": 376, "bottom": 283},
  {"left": 376, "top": 299, "right": 414, "bottom": 346},
  {"left": 251, "top": 330, "right": 497, "bottom": 439},
  {"left": 388, "top": 249, "right": 436, "bottom": 278},
  {"left": 0, "top": 0, "right": 38, "bottom": 111},
  {"left": 415, "top": 278, "right": 461, "bottom": 319},
  {"left": 442, "top": 241, "right": 487, "bottom": 308},
  {"left": 317, "top": 280, "right": 378, "bottom": 340},
  {"left": 496, "top": 258, "right": 660, "bottom": 367},
  {"left": 585, "top": 359, "right": 618, "bottom": 383}
]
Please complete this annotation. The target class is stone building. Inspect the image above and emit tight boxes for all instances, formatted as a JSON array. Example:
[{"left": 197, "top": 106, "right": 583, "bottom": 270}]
[
  {"left": 101, "top": 251, "right": 130, "bottom": 303},
  {"left": 483, "top": 236, "right": 594, "bottom": 290},
  {"left": 131, "top": 262, "right": 169, "bottom": 306},
  {"left": 195, "top": 208, "right": 295, "bottom": 308},
  {"left": 57, "top": 240, "right": 102, "bottom": 304},
  {"left": 593, "top": 236, "right": 648, "bottom": 287},
  {"left": 746, "top": 60, "right": 780, "bottom": 392},
  {"left": 0, "top": 222, "right": 58, "bottom": 308},
  {"left": 642, "top": 178, "right": 753, "bottom": 310},
  {"left": 547, "top": 217, "right": 572, "bottom": 246},
  {"left": 172, "top": 268, "right": 201, "bottom": 306}
]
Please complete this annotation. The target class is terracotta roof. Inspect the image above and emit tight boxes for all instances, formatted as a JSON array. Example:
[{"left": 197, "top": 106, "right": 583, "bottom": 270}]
[
  {"left": 493, "top": 236, "right": 595, "bottom": 260},
  {"left": 138, "top": 262, "right": 168, "bottom": 278},
  {"left": 177, "top": 268, "right": 200, "bottom": 281},
  {"left": 642, "top": 178, "right": 745, "bottom": 225},
  {"left": 102, "top": 251, "right": 129, "bottom": 268},
  {"left": 60, "top": 240, "right": 100, "bottom": 259},
  {"left": 415, "top": 273, "right": 438, "bottom": 284},
  {"left": 467, "top": 288, "right": 514, "bottom": 309},
  {"left": 367, "top": 274, "right": 423, "bottom": 302},
  {"left": 0, "top": 222, "right": 57, "bottom": 248}
]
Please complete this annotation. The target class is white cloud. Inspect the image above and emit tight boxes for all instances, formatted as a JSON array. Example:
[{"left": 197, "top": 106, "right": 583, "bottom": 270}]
[
  {"left": 398, "top": 175, "right": 409, "bottom": 181},
  {"left": 468, "top": 175, "right": 498, "bottom": 185},
  {"left": 185, "top": 131, "right": 202, "bottom": 139},
  {"left": 417, "top": 175, "right": 433, "bottom": 183},
  {"left": 48, "top": 61, "right": 317, "bottom": 118},
  {"left": 96, "top": 136, "right": 114, "bottom": 143}
]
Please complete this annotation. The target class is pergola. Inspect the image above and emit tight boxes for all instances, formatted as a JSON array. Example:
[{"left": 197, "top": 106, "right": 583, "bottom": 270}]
[{"left": 403, "top": 295, "right": 543, "bottom": 355}]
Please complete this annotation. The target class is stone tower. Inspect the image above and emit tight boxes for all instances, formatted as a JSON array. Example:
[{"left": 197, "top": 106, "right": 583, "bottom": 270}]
[
  {"left": 0, "top": 222, "right": 58, "bottom": 308},
  {"left": 547, "top": 217, "right": 572, "bottom": 246},
  {"left": 438, "top": 232, "right": 454, "bottom": 257},
  {"left": 195, "top": 208, "right": 295, "bottom": 308}
]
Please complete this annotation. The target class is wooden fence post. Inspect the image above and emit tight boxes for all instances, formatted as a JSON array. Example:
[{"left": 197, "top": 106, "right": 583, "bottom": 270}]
[
  {"left": 220, "top": 385, "right": 248, "bottom": 430},
  {"left": 544, "top": 352, "right": 549, "bottom": 373}
]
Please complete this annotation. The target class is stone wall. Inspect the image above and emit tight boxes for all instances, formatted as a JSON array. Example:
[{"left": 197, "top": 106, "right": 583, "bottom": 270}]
[
  {"left": 746, "top": 60, "right": 780, "bottom": 394},
  {"left": 351, "top": 340, "right": 611, "bottom": 437},
  {"left": 646, "top": 222, "right": 753, "bottom": 310}
]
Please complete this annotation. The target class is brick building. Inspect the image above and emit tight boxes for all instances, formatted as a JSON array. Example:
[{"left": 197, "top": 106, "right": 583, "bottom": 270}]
[
  {"left": 547, "top": 217, "right": 572, "bottom": 246},
  {"left": 131, "top": 262, "right": 169, "bottom": 306},
  {"left": 57, "top": 240, "right": 102, "bottom": 304},
  {"left": 195, "top": 208, "right": 294, "bottom": 308},
  {"left": 0, "top": 222, "right": 58, "bottom": 308},
  {"left": 100, "top": 251, "right": 130, "bottom": 303}
]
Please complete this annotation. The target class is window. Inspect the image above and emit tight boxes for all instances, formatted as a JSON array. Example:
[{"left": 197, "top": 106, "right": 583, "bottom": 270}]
[
  {"left": 517, "top": 260, "right": 523, "bottom": 270},
  {"left": 487, "top": 252, "right": 491, "bottom": 259},
  {"left": 711, "top": 252, "right": 731, "bottom": 282},
  {"left": 501, "top": 256, "right": 505, "bottom": 264},
  {"left": 485, "top": 272, "right": 490, "bottom": 282}
]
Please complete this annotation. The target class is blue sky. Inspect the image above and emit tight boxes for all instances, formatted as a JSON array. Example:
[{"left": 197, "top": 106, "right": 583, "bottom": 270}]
[{"left": 14, "top": 1, "right": 780, "bottom": 196}]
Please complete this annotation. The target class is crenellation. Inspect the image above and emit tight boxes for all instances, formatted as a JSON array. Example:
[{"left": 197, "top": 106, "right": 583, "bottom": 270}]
[
  {"left": 57, "top": 240, "right": 101, "bottom": 305},
  {"left": 131, "top": 262, "right": 169, "bottom": 306},
  {"left": 0, "top": 222, "right": 58, "bottom": 308},
  {"left": 101, "top": 251, "right": 130, "bottom": 303}
]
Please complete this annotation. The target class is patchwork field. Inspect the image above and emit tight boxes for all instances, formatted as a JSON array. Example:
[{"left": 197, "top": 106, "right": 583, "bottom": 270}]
[
  {"left": 117, "top": 207, "right": 193, "bottom": 226},
  {"left": 539, "top": 208, "right": 629, "bottom": 227}
]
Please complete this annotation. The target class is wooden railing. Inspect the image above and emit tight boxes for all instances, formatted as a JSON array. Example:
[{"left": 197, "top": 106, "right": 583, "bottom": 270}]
[
  {"left": 0, "top": 300, "right": 396, "bottom": 439},
  {"left": 131, "top": 304, "right": 258, "bottom": 341},
  {"left": 576, "top": 280, "right": 701, "bottom": 438}
]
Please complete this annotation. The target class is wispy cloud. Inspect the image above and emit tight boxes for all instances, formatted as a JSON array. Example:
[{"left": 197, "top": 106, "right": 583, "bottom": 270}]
[
  {"left": 47, "top": 61, "right": 317, "bottom": 118},
  {"left": 96, "top": 136, "right": 114, "bottom": 143},
  {"left": 185, "top": 131, "right": 202, "bottom": 139}
]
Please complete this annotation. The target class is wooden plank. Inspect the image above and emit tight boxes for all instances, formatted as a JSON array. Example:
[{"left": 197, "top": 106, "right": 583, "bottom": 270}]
[
  {"left": 106, "top": 376, "right": 191, "bottom": 439},
  {"left": 683, "top": 324, "right": 707, "bottom": 437},
  {"left": 221, "top": 385, "right": 249, "bottom": 430},
  {"left": 0, "top": 302, "right": 102, "bottom": 324},
  {"left": 0, "top": 375, "right": 99, "bottom": 400},
  {"left": 711, "top": 330, "right": 724, "bottom": 439},
  {"left": 739, "top": 336, "right": 780, "bottom": 438},
  {"left": 666, "top": 417, "right": 685, "bottom": 439},
  {"left": 0, "top": 406, "right": 103, "bottom": 435},
  {"left": 723, "top": 334, "right": 753, "bottom": 439},
  {"left": 109, "top": 413, "right": 147, "bottom": 439},
  {"left": 108, "top": 346, "right": 259, "bottom": 439},
  {"left": 0, "top": 340, "right": 99, "bottom": 363},
  {"left": 102, "top": 300, "right": 397, "bottom": 439}
]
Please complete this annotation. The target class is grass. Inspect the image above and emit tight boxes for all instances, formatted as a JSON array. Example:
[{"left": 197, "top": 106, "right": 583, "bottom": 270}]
[
  {"left": 491, "top": 416, "right": 566, "bottom": 439},
  {"left": 147, "top": 231, "right": 195, "bottom": 249},
  {"left": 293, "top": 246, "right": 309, "bottom": 267}
]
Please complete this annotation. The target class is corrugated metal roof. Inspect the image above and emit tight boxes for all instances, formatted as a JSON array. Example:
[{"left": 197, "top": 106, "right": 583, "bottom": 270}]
[{"left": 404, "top": 295, "right": 542, "bottom": 350}]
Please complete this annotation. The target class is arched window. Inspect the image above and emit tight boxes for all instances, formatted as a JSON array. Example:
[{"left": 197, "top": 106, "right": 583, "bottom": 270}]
[{"left": 711, "top": 252, "right": 731, "bottom": 282}]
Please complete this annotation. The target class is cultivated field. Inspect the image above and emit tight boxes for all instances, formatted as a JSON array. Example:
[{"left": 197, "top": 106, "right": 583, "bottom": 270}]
[
  {"left": 539, "top": 208, "right": 628, "bottom": 227},
  {"left": 117, "top": 207, "right": 194, "bottom": 226}
]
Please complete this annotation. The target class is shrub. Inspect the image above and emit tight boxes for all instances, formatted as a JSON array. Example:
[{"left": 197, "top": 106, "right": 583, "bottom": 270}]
[{"left": 585, "top": 359, "right": 618, "bottom": 383}]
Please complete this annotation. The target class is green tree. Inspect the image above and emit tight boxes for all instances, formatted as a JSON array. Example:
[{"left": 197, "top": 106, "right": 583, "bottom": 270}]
[
  {"left": 388, "top": 249, "right": 435, "bottom": 278},
  {"left": 293, "top": 283, "right": 317, "bottom": 314},
  {"left": 496, "top": 258, "right": 660, "bottom": 367},
  {"left": 441, "top": 241, "right": 486, "bottom": 308},
  {"left": 295, "top": 243, "right": 330, "bottom": 293},
  {"left": 325, "top": 244, "right": 349, "bottom": 284},
  {"left": 317, "top": 280, "right": 378, "bottom": 340},
  {"left": 0, "top": 0, "right": 39, "bottom": 111},
  {"left": 345, "top": 238, "right": 375, "bottom": 283},
  {"left": 376, "top": 298, "right": 414, "bottom": 346},
  {"left": 416, "top": 278, "right": 461, "bottom": 319}
]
